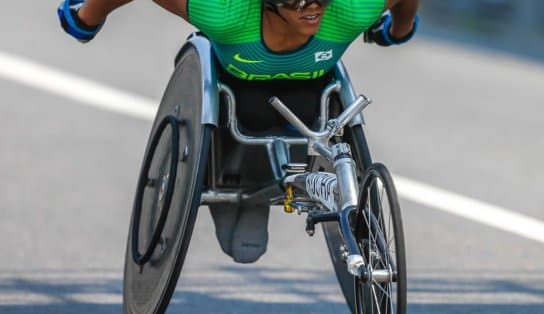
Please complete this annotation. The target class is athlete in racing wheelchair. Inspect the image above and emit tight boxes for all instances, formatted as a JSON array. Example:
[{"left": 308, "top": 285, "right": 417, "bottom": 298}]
[{"left": 59, "top": 0, "right": 419, "bottom": 313}]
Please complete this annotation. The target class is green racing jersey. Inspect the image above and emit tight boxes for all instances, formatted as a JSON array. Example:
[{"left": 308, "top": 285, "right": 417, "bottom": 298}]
[{"left": 188, "top": 0, "right": 385, "bottom": 80}]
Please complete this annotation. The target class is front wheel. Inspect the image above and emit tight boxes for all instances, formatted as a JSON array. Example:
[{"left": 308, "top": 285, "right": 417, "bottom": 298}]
[{"left": 354, "top": 163, "right": 406, "bottom": 314}]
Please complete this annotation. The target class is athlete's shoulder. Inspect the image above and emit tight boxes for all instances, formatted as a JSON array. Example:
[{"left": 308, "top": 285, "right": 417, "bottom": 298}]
[
  {"left": 319, "top": 0, "right": 386, "bottom": 42},
  {"left": 188, "top": 0, "right": 261, "bottom": 42}
]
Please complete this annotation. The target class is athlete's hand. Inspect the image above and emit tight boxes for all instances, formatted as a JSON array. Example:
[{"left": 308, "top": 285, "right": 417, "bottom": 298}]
[
  {"left": 364, "top": 12, "right": 419, "bottom": 47},
  {"left": 57, "top": 0, "right": 104, "bottom": 43}
]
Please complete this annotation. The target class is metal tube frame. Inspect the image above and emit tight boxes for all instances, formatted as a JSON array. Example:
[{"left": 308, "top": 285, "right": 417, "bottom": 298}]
[
  {"left": 212, "top": 80, "right": 384, "bottom": 282},
  {"left": 184, "top": 33, "right": 391, "bottom": 282},
  {"left": 198, "top": 61, "right": 391, "bottom": 283},
  {"left": 201, "top": 75, "right": 369, "bottom": 203}
]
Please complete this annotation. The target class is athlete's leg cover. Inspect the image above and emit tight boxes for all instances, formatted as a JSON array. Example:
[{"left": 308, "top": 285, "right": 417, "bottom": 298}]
[
  {"left": 231, "top": 205, "right": 269, "bottom": 263},
  {"left": 209, "top": 205, "right": 270, "bottom": 263},
  {"left": 209, "top": 204, "right": 240, "bottom": 257}
]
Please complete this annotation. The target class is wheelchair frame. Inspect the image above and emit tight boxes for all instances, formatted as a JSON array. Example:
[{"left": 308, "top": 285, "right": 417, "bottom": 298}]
[
  {"left": 123, "top": 32, "right": 406, "bottom": 314},
  {"left": 183, "top": 33, "right": 374, "bottom": 207}
]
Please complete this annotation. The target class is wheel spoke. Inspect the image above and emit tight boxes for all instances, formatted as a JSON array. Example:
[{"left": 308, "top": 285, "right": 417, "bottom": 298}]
[
  {"left": 374, "top": 177, "right": 397, "bottom": 275},
  {"left": 363, "top": 208, "right": 380, "bottom": 254},
  {"left": 388, "top": 284, "right": 395, "bottom": 314},
  {"left": 373, "top": 280, "right": 391, "bottom": 298},
  {"left": 378, "top": 179, "right": 385, "bottom": 222},
  {"left": 371, "top": 283, "right": 383, "bottom": 314}
]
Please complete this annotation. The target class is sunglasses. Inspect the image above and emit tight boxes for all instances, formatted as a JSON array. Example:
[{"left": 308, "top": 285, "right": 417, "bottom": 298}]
[{"left": 276, "top": 0, "right": 330, "bottom": 11}]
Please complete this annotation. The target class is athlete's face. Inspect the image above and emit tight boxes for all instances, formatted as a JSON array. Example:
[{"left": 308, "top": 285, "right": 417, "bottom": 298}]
[{"left": 277, "top": 2, "right": 326, "bottom": 36}]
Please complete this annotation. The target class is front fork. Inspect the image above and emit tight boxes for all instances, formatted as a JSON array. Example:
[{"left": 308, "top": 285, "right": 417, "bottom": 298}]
[{"left": 283, "top": 143, "right": 370, "bottom": 280}]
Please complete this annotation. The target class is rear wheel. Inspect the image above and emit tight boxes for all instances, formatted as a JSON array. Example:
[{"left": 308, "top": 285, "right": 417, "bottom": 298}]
[
  {"left": 123, "top": 44, "right": 212, "bottom": 314},
  {"left": 354, "top": 163, "right": 406, "bottom": 314}
]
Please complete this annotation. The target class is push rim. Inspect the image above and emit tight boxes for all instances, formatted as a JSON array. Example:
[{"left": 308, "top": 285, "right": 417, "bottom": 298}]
[{"left": 131, "top": 115, "right": 180, "bottom": 267}]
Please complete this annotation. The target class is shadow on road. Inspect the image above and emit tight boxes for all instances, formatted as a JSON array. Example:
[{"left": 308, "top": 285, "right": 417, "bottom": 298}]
[
  {"left": 0, "top": 266, "right": 347, "bottom": 314},
  {"left": 408, "top": 270, "right": 544, "bottom": 314},
  {"left": 0, "top": 270, "right": 122, "bottom": 314},
  {"left": 1, "top": 268, "right": 543, "bottom": 313},
  {"left": 410, "top": 304, "right": 544, "bottom": 314}
]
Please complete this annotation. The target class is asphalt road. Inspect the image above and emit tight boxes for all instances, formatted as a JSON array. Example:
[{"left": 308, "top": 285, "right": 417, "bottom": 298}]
[{"left": 1, "top": 2, "right": 543, "bottom": 313}]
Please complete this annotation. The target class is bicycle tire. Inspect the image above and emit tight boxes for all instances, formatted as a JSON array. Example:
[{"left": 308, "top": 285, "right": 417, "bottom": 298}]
[
  {"left": 354, "top": 163, "right": 406, "bottom": 314},
  {"left": 123, "top": 44, "right": 212, "bottom": 314}
]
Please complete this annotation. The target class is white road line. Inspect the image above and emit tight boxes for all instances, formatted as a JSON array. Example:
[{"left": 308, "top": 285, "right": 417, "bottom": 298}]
[
  {"left": 394, "top": 176, "right": 544, "bottom": 244},
  {"left": 2, "top": 52, "right": 544, "bottom": 245},
  {"left": 0, "top": 51, "right": 156, "bottom": 120}
]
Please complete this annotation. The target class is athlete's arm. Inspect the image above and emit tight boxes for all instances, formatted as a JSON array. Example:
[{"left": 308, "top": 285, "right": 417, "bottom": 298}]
[
  {"left": 77, "top": 0, "right": 133, "bottom": 27},
  {"left": 152, "top": 0, "right": 189, "bottom": 20},
  {"left": 77, "top": 0, "right": 190, "bottom": 27},
  {"left": 59, "top": 0, "right": 194, "bottom": 42},
  {"left": 386, "top": 0, "right": 418, "bottom": 38}
]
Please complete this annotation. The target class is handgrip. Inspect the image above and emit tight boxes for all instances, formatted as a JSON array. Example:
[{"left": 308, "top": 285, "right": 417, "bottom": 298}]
[{"left": 330, "top": 96, "right": 370, "bottom": 134}]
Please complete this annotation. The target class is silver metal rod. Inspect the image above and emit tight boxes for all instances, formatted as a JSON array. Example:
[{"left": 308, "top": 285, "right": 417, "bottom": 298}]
[
  {"left": 201, "top": 183, "right": 285, "bottom": 205},
  {"left": 218, "top": 84, "right": 307, "bottom": 145},
  {"left": 333, "top": 155, "right": 359, "bottom": 209},
  {"left": 201, "top": 191, "right": 241, "bottom": 204},
  {"left": 266, "top": 140, "right": 290, "bottom": 180},
  {"left": 269, "top": 97, "right": 329, "bottom": 139},
  {"left": 312, "top": 142, "right": 334, "bottom": 161},
  {"left": 333, "top": 96, "right": 370, "bottom": 133},
  {"left": 319, "top": 81, "right": 342, "bottom": 131}
]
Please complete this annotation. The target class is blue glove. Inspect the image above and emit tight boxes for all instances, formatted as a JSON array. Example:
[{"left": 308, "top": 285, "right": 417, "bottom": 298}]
[
  {"left": 364, "top": 12, "right": 419, "bottom": 47},
  {"left": 57, "top": 0, "right": 104, "bottom": 43}
]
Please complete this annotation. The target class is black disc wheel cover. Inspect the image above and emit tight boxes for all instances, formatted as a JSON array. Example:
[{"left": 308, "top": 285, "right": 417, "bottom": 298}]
[{"left": 123, "top": 45, "right": 211, "bottom": 314}]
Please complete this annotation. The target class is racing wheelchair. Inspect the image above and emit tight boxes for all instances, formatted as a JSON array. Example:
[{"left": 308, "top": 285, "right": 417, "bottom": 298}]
[{"left": 122, "top": 33, "right": 406, "bottom": 314}]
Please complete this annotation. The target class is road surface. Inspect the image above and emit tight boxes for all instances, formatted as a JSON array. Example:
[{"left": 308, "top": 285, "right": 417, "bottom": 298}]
[{"left": 1, "top": 2, "right": 543, "bottom": 313}]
